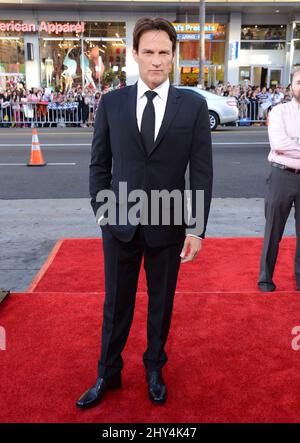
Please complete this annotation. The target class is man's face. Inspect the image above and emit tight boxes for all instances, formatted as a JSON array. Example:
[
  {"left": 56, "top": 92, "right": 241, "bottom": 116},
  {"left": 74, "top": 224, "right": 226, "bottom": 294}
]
[
  {"left": 291, "top": 72, "right": 300, "bottom": 103},
  {"left": 132, "top": 30, "right": 175, "bottom": 89}
]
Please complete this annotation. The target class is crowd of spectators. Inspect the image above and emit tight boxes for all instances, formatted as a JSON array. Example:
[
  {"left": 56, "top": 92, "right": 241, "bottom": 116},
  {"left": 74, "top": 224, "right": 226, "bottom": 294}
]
[
  {"left": 0, "top": 80, "right": 125, "bottom": 128},
  {"left": 0, "top": 79, "right": 293, "bottom": 128},
  {"left": 206, "top": 82, "right": 293, "bottom": 124}
]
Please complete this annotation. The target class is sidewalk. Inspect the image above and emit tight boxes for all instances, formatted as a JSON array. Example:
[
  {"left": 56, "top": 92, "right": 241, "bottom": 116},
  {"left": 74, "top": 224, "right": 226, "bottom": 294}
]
[
  {"left": 0, "top": 125, "right": 268, "bottom": 134},
  {"left": 0, "top": 197, "right": 296, "bottom": 292}
]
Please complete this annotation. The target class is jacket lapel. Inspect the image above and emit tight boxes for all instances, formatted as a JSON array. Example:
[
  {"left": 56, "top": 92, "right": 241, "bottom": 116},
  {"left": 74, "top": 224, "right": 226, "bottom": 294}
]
[
  {"left": 148, "top": 84, "right": 182, "bottom": 157},
  {"left": 128, "top": 82, "right": 146, "bottom": 156}
]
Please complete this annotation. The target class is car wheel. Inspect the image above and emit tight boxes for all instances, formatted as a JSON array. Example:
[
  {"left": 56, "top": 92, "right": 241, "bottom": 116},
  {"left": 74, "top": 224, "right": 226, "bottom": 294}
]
[{"left": 209, "top": 112, "right": 219, "bottom": 131}]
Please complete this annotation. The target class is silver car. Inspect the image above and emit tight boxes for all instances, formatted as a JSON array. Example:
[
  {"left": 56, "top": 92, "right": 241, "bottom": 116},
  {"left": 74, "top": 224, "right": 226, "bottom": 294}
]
[{"left": 176, "top": 86, "right": 239, "bottom": 131}]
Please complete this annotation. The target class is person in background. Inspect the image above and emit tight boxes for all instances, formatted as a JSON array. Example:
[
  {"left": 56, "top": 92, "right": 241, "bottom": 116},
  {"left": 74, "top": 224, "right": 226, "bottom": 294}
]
[
  {"left": 11, "top": 90, "right": 21, "bottom": 127},
  {"left": 258, "top": 68, "right": 300, "bottom": 292},
  {"left": 92, "top": 91, "right": 101, "bottom": 120}
]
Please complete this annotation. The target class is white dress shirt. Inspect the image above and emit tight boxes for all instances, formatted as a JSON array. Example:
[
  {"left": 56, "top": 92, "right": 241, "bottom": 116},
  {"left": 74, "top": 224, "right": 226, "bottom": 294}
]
[{"left": 136, "top": 77, "right": 169, "bottom": 140}]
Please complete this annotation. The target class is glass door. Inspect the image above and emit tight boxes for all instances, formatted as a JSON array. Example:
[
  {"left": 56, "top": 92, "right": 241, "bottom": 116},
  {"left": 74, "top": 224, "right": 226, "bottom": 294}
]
[
  {"left": 268, "top": 68, "right": 282, "bottom": 87},
  {"left": 252, "top": 66, "right": 268, "bottom": 87}
]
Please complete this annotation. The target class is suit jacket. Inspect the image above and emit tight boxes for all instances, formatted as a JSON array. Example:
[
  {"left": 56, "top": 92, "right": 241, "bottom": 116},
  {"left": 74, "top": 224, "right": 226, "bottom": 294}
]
[{"left": 89, "top": 82, "right": 213, "bottom": 248}]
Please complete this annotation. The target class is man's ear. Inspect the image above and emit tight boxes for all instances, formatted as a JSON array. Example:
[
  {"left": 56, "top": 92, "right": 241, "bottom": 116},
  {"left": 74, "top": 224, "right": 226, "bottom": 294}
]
[{"left": 132, "top": 49, "right": 138, "bottom": 63}]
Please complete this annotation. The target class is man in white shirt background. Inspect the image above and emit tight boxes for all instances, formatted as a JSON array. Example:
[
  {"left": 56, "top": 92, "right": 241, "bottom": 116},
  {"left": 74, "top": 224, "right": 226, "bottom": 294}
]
[{"left": 258, "top": 68, "right": 300, "bottom": 292}]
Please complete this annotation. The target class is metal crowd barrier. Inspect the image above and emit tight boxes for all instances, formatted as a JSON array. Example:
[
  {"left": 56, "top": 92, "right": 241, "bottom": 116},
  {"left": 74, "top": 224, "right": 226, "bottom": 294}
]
[
  {"left": 1, "top": 98, "right": 280, "bottom": 128},
  {"left": 237, "top": 99, "right": 275, "bottom": 124},
  {"left": 0, "top": 102, "right": 96, "bottom": 127}
]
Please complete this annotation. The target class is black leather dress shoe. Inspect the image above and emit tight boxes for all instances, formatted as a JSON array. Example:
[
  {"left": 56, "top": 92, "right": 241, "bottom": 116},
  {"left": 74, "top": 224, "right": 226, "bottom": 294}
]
[
  {"left": 258, "top": 283, "right": 276, "bottom": 292},
  {"left": 76, "top": 373, "right": 122, "bottom": 409},
  {"left": 146, "top": 370, "right": 167, "bottom": 404}
]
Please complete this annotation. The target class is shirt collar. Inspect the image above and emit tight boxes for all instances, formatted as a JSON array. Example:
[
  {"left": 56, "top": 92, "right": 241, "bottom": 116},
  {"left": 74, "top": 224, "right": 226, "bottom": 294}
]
[
  {"left": 292, "top": 97, "right": 300, "bottom": 109},
  {"left": 137, "top": 77, "right": 170, "bottom": 101}
]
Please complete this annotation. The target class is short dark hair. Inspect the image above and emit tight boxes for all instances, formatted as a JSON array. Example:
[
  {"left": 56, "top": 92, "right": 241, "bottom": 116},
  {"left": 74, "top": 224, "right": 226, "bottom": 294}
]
[{"left": 133, "top": 17, "right": 177, "bottom": 53}]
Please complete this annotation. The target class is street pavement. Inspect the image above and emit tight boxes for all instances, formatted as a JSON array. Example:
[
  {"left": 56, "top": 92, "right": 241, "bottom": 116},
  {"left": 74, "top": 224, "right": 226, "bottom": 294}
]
[
  {"left": 0, "top": 126, "right": 271, "bottom": 198},
  {"left": 0, "top": 126, "right": 297, "bottom": 291}
]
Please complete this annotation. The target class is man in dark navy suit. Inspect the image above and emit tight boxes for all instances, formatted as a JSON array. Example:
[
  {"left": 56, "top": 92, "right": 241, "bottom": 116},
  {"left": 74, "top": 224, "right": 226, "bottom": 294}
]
[{"left": 77, "top": 17, "right": 213, "bottom": 409}]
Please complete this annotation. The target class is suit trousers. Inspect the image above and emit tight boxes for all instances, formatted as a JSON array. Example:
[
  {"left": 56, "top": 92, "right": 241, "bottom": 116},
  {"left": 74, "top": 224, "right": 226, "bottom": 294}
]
[
  {"left": 98, "top": 224, "right": 185, "bottom": 378},
  {"left": 258, "top": 166, "right": 300, "bottom": 289}
]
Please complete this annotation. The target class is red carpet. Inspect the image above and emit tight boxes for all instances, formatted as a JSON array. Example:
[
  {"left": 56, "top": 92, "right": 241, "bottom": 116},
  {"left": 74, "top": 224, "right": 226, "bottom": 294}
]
[
  {"left": 1, "top": 291, "right": 300, "bottom": 422},
  {"left": 27, "top": 237, "right": 298, "bottom": 293}
]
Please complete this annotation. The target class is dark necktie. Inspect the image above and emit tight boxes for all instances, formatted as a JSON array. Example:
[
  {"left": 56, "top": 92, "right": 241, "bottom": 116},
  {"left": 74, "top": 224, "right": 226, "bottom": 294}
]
[{"left": 141, "top": 90, "right": 157, "bottom": 156}]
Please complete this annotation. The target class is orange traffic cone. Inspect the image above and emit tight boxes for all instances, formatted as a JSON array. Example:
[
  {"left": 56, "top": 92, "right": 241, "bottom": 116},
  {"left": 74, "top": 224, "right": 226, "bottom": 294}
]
[{"left": 27, "top": 127, "right": 46, "bottom": 167}]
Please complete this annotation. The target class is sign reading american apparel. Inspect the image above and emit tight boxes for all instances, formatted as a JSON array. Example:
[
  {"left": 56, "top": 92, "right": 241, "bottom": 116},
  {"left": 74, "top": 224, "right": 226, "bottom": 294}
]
[{"left": 0, "top": 21, "right": 85, "bottom": 34}]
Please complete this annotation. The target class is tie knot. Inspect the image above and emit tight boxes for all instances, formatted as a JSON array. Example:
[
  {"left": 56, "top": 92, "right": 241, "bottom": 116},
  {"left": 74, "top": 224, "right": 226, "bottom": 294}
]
[{"left": 145, "top": 90, "right": 157, "bottom": 102}]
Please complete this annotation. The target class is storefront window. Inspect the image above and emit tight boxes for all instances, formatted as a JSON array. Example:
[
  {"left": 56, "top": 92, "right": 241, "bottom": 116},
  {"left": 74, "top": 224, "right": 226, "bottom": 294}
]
[
  {"left": 175, "top": 23, "right": 226, "bottom": 86},
  {"left": 241, "top": 25, "right": 286, "bottom": 41},
  {"left": 240, "top": 42, "right": 285, "bottom": 50},
  {"left": 0, "top": 38, "right": 25, "bottom": 90},
  {"left": 239, "top": 66, "right": 251, "bottom": 84},
  {"left": 179, "top": 40, "right": 225, "bottom": 85},
  {"left": 240, "top": 25, "right": 286, "bottom": 50},
  {"left": 40, "top": 39, "right": 80, "bottom": 90},
  {"left": 293, "top": 24, "right": 300, "bottom": 39},
  {"left": 39, "top": 21, "right": 126, "bottom": 91},
  {"left": 84, "top": 40, "right": 126, "bottom": 89},
  {"left": 84, "top": 22, "right": 126, "bottom": 38},
  {"left": 295, "top": 41, "right": 300, "bottom": 50},
  {"left": 292, "top": 40, "right": 300, "bottom": 69}
]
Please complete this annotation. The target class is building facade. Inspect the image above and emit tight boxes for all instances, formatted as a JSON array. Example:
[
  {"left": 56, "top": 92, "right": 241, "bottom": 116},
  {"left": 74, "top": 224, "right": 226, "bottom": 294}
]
[{"left": 0, "top": 0, "right": 300, "bottom": 90}]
